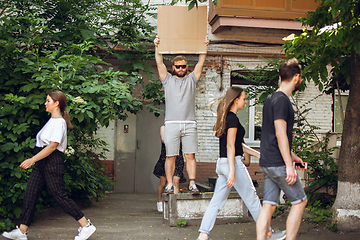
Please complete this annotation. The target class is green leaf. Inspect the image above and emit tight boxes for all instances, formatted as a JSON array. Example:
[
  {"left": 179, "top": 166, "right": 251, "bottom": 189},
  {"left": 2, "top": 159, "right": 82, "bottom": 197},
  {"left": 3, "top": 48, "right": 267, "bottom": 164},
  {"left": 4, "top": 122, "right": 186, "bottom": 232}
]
[
  {"left": 0, "top": 162, "right": 12, "bottom": 169},
  {"left": 354, "top": 42, "right": 360, "bottom": 56},
  {"left": 188, "top": 0, "right": 196, "bottom": 11},
  {"left": 319, "top": 82, "right": 323, "bottom": 92},
  {"left": 19, "top": 83, "right": 38, "bottom": 92},
  {"left": 21, "top": 57, "right": 35, "bottom": 66},
  {"left": 14, "top": 207, "right": 22, "bottom": 218},
  {"left": 14, "top": 145, "right": 22, "bottom": 152},
  {"left": 12, "top": 123, "right": 29, "bottom": 134},
  {"left": 80, "top": 29, "right": 95, "bottom": 40},
  {"left": 5, "top": 133, "right": 18, "bottom": 142},
  {"left": 0, "top": 142, "right": 17, "bottom": 152},
  {"left": 15, "top": 171, "right": 22, "bottom": 178},
  {"left": 86, "top": 111, "right": 94, "bottom": 119},
  {"left": 77, "top": 113, "right": 84, "bottom": 122},
  {"left": 283, "top": 33, "right": 296, "bottom": 41},
  {"left": 126, "top": 93, "right": 133, "bottom": 101},
  {"left": 259, "top": 92, "right": 268, "bottom": 103}
]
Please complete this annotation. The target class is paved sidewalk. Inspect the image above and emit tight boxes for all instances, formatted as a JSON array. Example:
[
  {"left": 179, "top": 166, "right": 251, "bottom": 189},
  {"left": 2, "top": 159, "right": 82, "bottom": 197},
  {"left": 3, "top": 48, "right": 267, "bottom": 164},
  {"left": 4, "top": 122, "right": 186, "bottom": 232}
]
[{"left": 1, "top": 193, "right": 358, "bottom": 240}]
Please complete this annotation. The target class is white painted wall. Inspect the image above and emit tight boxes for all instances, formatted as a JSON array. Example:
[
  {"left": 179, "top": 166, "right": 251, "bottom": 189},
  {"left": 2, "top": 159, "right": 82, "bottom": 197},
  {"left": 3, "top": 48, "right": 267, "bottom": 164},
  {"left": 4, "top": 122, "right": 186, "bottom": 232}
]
[{"left": 96, "top": 120, "right": 116, "bottom": 161}]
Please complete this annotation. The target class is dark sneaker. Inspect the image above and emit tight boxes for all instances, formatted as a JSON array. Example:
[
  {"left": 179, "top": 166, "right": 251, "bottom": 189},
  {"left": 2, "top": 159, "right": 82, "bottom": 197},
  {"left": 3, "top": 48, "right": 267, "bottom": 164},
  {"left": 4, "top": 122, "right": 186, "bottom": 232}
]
[
  {"left": 267, "top": 230, "right": 286, "bottom": 240},
  {"left": 189, "top": 183, "right": 200, "bottom": 195},
  {"left": 164, "top": 183, "right": 174, "bottom": 194}
]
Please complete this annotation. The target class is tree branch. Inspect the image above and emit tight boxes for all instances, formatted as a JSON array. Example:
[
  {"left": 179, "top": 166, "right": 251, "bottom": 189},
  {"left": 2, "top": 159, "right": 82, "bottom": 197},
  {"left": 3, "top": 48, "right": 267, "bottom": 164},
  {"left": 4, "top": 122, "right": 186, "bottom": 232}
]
[{"left": 0, "top": 0, "right": 11, "bottom": 18}]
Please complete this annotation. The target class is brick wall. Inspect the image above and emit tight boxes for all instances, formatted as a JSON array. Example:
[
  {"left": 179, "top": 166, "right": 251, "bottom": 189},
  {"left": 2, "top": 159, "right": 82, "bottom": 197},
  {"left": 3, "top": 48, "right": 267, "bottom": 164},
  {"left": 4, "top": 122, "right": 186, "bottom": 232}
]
[
  {"left": 294, "top": 81, "right": 332, "bottom": 133},
  {"left": 99, "top": 160, "right": 115, "bottom": 190}
]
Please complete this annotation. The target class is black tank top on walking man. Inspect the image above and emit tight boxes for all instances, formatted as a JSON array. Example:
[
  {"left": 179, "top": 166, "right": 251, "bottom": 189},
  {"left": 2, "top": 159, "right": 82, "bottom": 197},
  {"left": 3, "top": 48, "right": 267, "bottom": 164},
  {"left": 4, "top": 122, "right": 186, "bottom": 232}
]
[
  {"left": 259, "top": 91, "right": 294, "bottom": 167},
  {"left": 219, "top": 111, "right": 246, "bottom": 158}
]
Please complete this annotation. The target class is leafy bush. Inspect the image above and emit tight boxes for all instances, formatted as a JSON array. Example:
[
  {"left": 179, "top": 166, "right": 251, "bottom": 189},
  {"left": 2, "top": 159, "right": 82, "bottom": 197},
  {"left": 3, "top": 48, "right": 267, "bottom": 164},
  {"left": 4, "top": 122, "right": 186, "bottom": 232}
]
[
  {"left": 292, "top": 100, "right": 338, "bottom": 195},
  {"left": 305, "top": 199, "right": 334, "bottom": 225},
  {"left": 0, "top": 35, "right": 128, "bottom": 216},
  {"left": 326, "top": 223, "right": 339, "bottom": 232},
  {"left": 272, "top": 206, "right": 285, "bottom": 218},
  {"left": 0, "top": 219, "right": 13, "bottom": 233},
  {"left": 0, "top": 0, "right": 161, "bottom": 230},
  {"left": 64, "top": 128, "right": 114, "bottom": 202}
]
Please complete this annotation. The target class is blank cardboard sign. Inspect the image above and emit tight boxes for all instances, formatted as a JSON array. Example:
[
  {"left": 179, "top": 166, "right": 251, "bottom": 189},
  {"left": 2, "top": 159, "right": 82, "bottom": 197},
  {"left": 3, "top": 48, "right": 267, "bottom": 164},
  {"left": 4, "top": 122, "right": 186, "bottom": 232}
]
[{"left": 157, "top": 5, "right": 207, "bottom": 54}]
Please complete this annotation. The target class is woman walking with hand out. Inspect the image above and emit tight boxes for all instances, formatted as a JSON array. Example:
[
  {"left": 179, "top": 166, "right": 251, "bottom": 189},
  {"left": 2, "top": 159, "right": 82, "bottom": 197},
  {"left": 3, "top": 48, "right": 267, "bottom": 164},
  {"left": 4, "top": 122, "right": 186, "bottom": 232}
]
[
  {"left": 2, "top": 90, "right": 96, "bottom": 240},
  {"left": 196, "top": 87, "right": 285, "bottom": 240}
]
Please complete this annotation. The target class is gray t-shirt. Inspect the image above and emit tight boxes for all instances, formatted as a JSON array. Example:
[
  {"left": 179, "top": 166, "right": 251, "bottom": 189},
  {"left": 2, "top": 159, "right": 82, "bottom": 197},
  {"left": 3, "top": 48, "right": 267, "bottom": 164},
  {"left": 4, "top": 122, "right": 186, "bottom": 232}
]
[{"left": 162, "top": 72, "right": 198, "bottom": 122}]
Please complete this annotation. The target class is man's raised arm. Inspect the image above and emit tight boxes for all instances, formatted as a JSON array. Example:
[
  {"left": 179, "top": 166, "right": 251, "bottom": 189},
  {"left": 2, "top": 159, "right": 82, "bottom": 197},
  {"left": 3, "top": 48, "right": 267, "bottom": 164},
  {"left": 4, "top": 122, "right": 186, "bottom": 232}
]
[
  {"left": 154, "top": 35, "right": 168, "bottom": 81},
  {"left": 194, "top": 36, "right": 209, "bottom": 80}
]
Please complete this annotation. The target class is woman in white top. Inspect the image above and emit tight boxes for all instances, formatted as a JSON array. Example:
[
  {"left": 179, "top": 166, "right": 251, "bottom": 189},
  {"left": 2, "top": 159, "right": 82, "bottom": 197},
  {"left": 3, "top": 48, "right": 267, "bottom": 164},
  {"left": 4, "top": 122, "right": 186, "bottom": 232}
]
[{"left": 2, "top": 90, "right": 96, "bottom": 240}]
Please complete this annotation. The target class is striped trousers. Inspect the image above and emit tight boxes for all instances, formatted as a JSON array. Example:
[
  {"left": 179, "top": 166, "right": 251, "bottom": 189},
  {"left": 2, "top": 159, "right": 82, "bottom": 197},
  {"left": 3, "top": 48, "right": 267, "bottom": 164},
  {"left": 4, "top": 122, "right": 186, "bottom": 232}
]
[{"left": 21, "top": 148, "right": 84, "bottom": 226}]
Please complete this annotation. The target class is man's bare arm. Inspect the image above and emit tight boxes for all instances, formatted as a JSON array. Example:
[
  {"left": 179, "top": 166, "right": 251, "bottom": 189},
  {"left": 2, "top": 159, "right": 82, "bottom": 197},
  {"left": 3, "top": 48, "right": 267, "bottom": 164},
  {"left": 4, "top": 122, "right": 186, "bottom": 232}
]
[
  {"left": 194, "top": 36, "right": 209, "bottom": 80},
  {"left": 274, "top": 119, "right": 297, "bottom": 185},
  {"left": 154, "top": 35, "right": 168, "bottom": 81}
]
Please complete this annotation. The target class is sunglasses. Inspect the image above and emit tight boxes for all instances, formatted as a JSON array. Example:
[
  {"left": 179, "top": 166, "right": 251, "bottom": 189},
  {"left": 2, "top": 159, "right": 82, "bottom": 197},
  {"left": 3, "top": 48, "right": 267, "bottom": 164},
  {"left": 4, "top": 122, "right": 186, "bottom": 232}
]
[{"left": 174, "top": 64, "right": 187, "bottom": 69}]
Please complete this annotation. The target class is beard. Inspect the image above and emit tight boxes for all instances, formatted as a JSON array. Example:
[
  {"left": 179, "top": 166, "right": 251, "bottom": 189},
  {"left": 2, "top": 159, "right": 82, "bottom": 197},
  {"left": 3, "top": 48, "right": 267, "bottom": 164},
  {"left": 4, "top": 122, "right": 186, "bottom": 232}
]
[
  {"left": 173, "top": 69, "right": 187, "bottom": 78},
  {"left": 293, "top": 80, "right": 301, "bottom": 92}
]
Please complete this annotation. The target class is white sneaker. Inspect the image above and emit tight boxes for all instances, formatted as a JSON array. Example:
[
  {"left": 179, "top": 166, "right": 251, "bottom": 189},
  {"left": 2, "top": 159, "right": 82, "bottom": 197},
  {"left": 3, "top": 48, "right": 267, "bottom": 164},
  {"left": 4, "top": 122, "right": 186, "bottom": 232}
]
[
  {"left": 74, "top": 219, "right": 96, "bottom": 240},
  {"left": 2, "top": 226, "right": 28, "bottom": 240},
  {"left": 267, "top": 230, "right": 286, "bottom": 240},
  {"left": 164, "top": 183, "right": 174, "bottom": 194},
  {"left": 157, "top": 202, "right": 163, "bottom": 212},
  {"left": 189, "top": 183, "right": 200, "bottom": 195}
]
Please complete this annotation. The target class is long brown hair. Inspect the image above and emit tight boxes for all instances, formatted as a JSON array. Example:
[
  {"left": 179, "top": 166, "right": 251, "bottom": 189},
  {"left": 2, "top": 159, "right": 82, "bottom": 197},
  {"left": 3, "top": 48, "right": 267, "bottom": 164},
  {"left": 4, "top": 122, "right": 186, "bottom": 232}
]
[
  {"left": 48, "top": 90, "right": 73, "bottom": 130},
  {"left": 210, "top": 86, "right": 244, "bottom": 138}
]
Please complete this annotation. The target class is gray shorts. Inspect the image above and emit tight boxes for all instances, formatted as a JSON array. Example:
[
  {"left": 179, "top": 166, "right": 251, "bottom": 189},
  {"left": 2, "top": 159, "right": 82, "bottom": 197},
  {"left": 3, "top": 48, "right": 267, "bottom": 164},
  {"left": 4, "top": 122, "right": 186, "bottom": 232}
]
[
  {"left": 163, "top": 122, "right": 198, "bottom": 156},
  {"left": 260, "top": 166, "right": 307, "bottom": 206}
]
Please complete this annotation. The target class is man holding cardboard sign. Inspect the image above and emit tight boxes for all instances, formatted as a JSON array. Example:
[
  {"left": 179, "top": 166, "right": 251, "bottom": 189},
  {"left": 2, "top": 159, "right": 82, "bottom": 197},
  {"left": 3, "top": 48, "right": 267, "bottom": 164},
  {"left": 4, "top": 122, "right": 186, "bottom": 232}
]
[{"left": 154, "top": 35, "right": 208, "bottom": 195}]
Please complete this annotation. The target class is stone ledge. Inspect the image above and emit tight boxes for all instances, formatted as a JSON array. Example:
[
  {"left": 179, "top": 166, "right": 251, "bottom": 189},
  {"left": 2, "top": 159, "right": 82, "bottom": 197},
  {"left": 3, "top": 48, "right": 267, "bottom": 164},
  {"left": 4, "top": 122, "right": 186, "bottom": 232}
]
[{"left": 162, "top": 192, "right": 248, "bottom": 227}]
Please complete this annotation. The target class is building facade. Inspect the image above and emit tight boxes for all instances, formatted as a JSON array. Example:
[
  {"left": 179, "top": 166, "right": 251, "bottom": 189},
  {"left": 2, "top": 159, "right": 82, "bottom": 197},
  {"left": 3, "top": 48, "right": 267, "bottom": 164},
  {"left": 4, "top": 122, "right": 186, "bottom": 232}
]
[{"left": 98, "top": 0, "right": 336, "bottom": 193}]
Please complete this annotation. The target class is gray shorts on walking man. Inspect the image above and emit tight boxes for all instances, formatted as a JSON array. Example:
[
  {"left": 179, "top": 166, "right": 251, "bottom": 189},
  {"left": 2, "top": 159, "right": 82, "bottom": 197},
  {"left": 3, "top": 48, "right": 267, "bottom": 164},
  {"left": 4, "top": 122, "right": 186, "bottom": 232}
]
[
  {"left": 164, "top": 122, "right": 197, "bottom": 156},
  {"left": 260, "top": 166, "right": 307, "bottom": 206}
]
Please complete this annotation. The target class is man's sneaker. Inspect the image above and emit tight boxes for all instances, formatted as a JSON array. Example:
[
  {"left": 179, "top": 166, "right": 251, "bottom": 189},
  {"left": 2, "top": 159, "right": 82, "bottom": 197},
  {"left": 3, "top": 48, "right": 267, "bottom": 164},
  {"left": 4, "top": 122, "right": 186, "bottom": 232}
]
[
  {"left": 267, "top": 230, "right": 286, "bottom": 240},
  {"left": 74, "top": 219, "right": 96, "bottom": 240},
  {"left": 157, "top": 201, "right": 163, "bottom": 212},
  {"left": 164, "top": 183, "right": 174, "bottom": 194},
  {"left": 2, "top": 226, "right": 28, "bottom": 240},
  {"left": 189, "top": 183, "right": 200, "bottom": 195}
]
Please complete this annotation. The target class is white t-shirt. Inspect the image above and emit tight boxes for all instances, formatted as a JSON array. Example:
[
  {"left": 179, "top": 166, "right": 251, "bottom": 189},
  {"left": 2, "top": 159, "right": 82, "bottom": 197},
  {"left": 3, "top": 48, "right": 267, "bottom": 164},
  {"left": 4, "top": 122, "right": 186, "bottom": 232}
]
[{"left": 36, "top": 118, "right": 67, "bottom": 152}]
